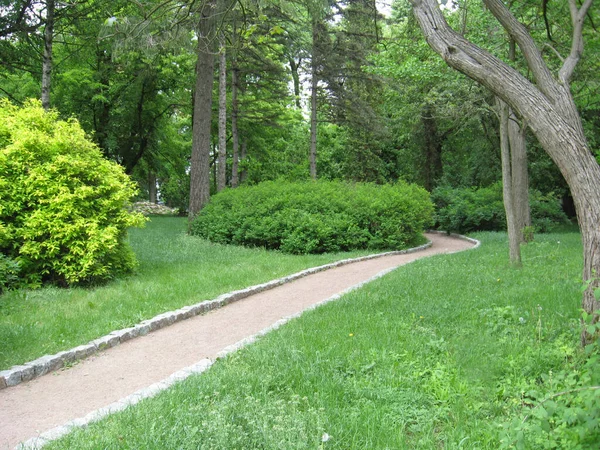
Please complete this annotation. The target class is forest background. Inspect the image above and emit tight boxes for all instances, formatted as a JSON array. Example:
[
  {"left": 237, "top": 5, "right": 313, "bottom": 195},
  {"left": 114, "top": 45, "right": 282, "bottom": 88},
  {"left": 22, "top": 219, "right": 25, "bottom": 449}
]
[{"left": 2, "top": 0, "right": 598, "bottom": 223}]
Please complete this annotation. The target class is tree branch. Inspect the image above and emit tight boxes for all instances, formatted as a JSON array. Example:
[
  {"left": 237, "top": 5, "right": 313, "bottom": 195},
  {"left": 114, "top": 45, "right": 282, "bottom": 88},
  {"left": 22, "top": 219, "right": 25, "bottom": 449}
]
[{"left": 559, "top": 0, "right": 594, "bottom": 85}]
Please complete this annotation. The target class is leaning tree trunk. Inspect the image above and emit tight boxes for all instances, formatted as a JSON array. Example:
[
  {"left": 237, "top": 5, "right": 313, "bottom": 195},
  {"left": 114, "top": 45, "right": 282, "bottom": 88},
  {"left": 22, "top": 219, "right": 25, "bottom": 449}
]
[
  {"left": 217, "top": 32, "right": 227, "bottom": 192},
  {"left": 189, "top": 1, "right": 217, "bottom": 219},
  {"left": 409, "top": 0, "right": 600, "bottom": 343},
  {"left": 41, "top": 0, "right": 55, "bottom": 110}
]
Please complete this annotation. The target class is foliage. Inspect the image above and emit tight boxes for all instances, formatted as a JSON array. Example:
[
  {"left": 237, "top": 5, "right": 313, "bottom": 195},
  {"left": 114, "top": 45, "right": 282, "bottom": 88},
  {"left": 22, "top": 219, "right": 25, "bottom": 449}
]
[
  {"left": 432, "top": 183, "right": 569, "bottom": 233},
  {"left": 190, "top": 180, "right": 433, "bottom": 254},
  {"left": 0, "top": 253, "right": 21, "bottom": 294},
  {"left": 0, "top": 99, "right": 144, "bottom": 287}
]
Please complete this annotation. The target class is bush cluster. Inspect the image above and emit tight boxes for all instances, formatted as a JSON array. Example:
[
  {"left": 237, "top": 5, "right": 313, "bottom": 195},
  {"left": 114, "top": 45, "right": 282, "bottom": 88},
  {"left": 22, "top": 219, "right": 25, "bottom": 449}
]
[
  {"left": 0, "top": 99, "right": 144, "bottom": 288},
  {"left": 431, "top": 182, "right": 569, "bottom": 234},
  {"left": 190, "top": 180, "right": 433, "bottom": 254}
]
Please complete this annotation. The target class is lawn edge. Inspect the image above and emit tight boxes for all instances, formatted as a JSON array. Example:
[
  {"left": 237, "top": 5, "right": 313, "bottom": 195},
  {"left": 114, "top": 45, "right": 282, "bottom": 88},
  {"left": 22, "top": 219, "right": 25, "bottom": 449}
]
[{"left": 0, "top": 232, "right": 473, "bottom": 390}]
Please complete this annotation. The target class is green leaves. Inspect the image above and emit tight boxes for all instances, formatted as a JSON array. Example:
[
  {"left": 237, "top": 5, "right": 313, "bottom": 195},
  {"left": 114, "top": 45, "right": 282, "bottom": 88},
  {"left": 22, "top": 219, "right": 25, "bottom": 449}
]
[
  {"left": 190, "top": 180, "right": 433, "bottom": 254},
  {"left": 0, "top": 99, "right": 145, "bottom": 287}
]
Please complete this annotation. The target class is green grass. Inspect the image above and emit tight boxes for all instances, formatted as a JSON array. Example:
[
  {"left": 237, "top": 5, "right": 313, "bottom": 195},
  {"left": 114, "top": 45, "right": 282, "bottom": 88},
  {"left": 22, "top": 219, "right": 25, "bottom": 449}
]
[
  {"left": 0, "top": 216, "right": 376, "bottom": 370},
  {"left": 46, "top": 231, "right": 590, "bottom": 449}
]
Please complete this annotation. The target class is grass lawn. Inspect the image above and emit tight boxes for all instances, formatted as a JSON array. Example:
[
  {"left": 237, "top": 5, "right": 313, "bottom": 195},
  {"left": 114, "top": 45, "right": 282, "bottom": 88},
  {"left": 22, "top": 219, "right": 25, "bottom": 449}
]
[
  {"left": 0, "top": 216, "right": 376, "bottom": 370},
  {"left": 46, "top": 231, "right": 597, "bottom": 449}
]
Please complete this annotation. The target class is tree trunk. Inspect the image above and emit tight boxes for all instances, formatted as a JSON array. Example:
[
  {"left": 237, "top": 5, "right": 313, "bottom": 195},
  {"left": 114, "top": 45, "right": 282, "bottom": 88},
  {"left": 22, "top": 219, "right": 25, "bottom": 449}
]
[
  {"left": 231, "top": 64, "right": 240, "bottom": 188},
  {"left": 422, "top": 103, "right": 442, "bottom": 191},
  {"left": 188, "top": 1, "right": 217, "bottom": 219},
  {"left": 508, "top": 109, "right": 531, "bottom": 240},
  {"left": 148, "top": 172, "right": 157, "bottom": 204},
  {"left": 41, "top": 0, "right": 54, "bottom": 110},
  {"left": 240, "top": 136, "right": 248, "bottom": 183},
  {"left": 498, "top": 98, "right": 521, "bottom": 265},
  {"left": 309, "top": 18, "right": 318, "bottom": 180},
  {"left": 410, "top": 0, "right": 600, "bottom": 343},
  {"left": 289, "top": 57, "right": 302, "bottom": 109},
  {"left": 217, "top": 32, "right": 227, "bottom": 192}
]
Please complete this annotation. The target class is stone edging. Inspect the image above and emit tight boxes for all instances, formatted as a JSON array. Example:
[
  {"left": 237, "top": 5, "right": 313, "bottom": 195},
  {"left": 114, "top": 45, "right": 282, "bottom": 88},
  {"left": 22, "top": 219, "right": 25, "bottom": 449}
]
[
  {"left": 14, "top": 232, "right": 480, "bottom": 450},
  {"left": 1, "top": 240, "right": 439, "bottom": 390},
  {"left": 426, "top": 230, "right": 481, "bottom": 250}
]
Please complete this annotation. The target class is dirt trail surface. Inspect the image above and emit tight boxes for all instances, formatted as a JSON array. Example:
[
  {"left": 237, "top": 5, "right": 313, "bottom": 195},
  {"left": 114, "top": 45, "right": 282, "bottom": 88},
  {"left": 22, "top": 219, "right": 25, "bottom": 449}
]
[{"left": 0, "top": 233, "right": 475, "bottom": 449}]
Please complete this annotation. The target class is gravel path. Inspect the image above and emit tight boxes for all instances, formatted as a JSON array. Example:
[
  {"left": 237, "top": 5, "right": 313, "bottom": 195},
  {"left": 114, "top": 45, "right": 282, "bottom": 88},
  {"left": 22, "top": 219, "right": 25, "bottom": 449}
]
[{"left": 0, "top": 233, "right": 476, "bottom": 449}]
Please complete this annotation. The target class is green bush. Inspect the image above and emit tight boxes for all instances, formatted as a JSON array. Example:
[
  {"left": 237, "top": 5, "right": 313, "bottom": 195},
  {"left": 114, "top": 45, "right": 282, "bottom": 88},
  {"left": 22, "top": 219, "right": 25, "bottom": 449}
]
[
  {"left": 190, "top": 180, "right": 433, "bottom": 254},
  {"left": 0, "top": 253, "right": 21, "bottom": 293},
  {"left": 431, "top": 183, "right": 569, "bottom": 234},
  {"left": 0, "top": 99, "right": 145, "bottom": 287}
]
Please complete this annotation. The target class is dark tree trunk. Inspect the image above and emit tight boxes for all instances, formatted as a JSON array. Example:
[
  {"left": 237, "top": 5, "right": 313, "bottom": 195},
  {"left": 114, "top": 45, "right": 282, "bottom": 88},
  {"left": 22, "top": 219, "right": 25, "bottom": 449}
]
[
  {"left": 289, "top": 57, "right": 302, "bottom": 109},
  {"left": 189, "top": 0, "right": 217, "bottom": 219},
  {"left": 240, "top": 136, "right": 248, "bottom": 183},
  {"left": 422, "top": 103, "right": 442, "bottom": 191},
  {"left": 41, "top": 0, "right": 54, "bottom": 110},
  {"left": 148, "top": 172, "right": 157, "bottom": 204}
]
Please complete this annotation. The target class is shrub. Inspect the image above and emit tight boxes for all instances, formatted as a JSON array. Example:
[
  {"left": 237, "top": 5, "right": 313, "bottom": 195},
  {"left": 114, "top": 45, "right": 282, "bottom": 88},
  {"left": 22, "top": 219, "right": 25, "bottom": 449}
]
[
  {"left": 0, "top": 99, "right": 145, "bottom": 287},
  {"left": 431, "top": 182, "right": 569, "bottom": 234},
  {"left": 190, "top": 180, "right": 433, "bottom": 254}
]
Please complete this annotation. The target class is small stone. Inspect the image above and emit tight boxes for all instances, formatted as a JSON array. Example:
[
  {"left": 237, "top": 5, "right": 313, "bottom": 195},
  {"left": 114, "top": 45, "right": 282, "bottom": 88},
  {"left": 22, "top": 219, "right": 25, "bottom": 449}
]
[
  {"left": 112, "top": 327, "right": 139, "bottom": 343},
  {"left": 1, "top": 368, "right": 23, "bottom": 387},
  {"left": 71, "top": 344, "right": 97, "bottom": 360}
]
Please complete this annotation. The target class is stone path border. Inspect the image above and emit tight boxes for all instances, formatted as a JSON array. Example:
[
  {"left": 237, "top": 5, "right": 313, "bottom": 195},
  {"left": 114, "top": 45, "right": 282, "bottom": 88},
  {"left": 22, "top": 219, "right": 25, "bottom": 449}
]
[
  {"left": 15, "top": 232, "right": 479, "bottom": 449},
  {"left": 1, "top": 240, "right": 444, "bottom": 390}
]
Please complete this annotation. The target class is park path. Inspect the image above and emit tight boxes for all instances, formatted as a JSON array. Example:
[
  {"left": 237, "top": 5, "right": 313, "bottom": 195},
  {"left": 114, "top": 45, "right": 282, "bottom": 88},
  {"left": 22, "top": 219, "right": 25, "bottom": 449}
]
[{"left": 0, "top": 233, "right": 475, "bottom": 449}]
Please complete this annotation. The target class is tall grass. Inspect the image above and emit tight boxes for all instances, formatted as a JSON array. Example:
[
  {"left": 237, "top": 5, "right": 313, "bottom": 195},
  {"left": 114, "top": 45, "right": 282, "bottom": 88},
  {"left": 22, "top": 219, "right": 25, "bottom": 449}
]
[
  {"left": 0, "top": 216, "right": 373, "bottom": 370},
  {"left": 47, "top": 231, "right": 586, "bottom": 449}
]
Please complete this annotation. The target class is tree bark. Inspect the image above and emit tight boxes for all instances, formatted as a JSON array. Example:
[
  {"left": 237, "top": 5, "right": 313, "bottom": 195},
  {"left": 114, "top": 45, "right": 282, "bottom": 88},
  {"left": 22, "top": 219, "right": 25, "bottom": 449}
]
[
  {"left": 422, "top": 103, "right": 442, "bottom": 191},
  {"left": 189, "top": 0, "right": 217, "bottom": 219},
  {"left": 217, "top": 32, "right": 227, "bottom": 192},
  {"left": 410, "top": 0, "right": 600, "bottom": 343},
  {"left": 309, "top": 17, "right": 318, "bottom": 180},
  {"left": 41, "top": 0, "right": 55, "bottom": 110},
  {"left": 508, "top": 109, "right": 531, "bottom": 239},
  {"left": 498, "top": 98, "right": 521, "bottom": 265},
  {"left": 231, "top": 63, "right": 240, "bottom": 188}
]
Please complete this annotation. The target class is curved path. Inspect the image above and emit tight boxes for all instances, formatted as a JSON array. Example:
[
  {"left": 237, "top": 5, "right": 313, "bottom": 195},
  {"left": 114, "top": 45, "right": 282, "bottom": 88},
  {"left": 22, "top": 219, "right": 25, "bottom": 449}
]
[{"left": 0, "top": 233, "right": 476, "bottom": 449}]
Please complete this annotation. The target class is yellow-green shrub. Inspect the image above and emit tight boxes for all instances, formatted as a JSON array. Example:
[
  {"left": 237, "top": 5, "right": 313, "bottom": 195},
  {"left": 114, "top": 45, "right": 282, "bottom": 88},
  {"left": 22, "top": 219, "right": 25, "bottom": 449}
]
[{"left": 0, "top": 99, "right": 145, "bottom": 287}]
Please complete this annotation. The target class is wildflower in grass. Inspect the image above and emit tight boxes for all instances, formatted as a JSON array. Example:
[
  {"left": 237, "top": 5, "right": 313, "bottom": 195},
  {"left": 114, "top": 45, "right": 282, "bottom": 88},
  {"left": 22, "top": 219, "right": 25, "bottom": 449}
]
[
  {"left": 349, "top": 333, "right": 354, "bottom": 337},
  {"left": 322, "top": 433, "right": 331, "bottom": 442}
]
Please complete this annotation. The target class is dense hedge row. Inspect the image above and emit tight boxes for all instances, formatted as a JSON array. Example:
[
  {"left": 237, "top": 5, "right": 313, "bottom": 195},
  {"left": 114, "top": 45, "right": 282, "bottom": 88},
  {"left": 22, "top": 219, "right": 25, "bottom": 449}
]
[
  {"left": 190, "top": 181, "right": 433, "bottom": 254},
  {"left": 0, "top": 100, "right": 144, "bottom": 290},
  {"left": 431, "top": 183, "right": 569, "bottom": 234}
]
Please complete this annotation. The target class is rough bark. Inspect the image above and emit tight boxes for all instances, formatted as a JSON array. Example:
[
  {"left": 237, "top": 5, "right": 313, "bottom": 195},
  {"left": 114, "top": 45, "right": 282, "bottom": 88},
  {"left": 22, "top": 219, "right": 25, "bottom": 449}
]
[
  {"left": 231, "top": 63, "right": 240, "bottom": 188},
  {"left": 498, "top": 98, "right": 522, "bottom": 265},
  {"left": 41, "top": 0, "right": 55, "bottom": 110},
  {"left": 189, "top": 0, "right": 217, "bottom": 219},
  {"left": 217, "top": 32, "right": 227, "bottom": 192},
  {"left": 410, "top": 0, "right": 600, "bottom": 343},
  {"left": 309, "top": 17, "right": 318, "bottom": 180},
  {"left": 508, "top": 110, "right": 531, "bottom": 239}
]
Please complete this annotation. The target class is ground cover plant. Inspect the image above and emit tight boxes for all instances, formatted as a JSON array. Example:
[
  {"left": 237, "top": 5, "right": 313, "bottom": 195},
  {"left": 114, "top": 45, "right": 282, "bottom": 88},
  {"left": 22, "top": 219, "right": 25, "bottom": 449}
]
[
  {"left": 190, "top": 180, "right": 433, "bottom": 254},
  {"left": 0, "top": 100, "right": 144, "bottom": 289},
  {"left": 46, "top": 231, "right": 599, "bottom": 449},
  {"left": 0, "top": 216, "right": 376, "bottom": 370}
]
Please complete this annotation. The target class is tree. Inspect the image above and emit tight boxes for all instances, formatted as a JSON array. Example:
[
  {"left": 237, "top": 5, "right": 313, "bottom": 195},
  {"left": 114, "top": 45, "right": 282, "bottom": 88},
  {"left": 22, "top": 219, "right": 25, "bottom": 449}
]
[
  {"left": 189, "top": 0, "right": 218, "bottom": 218},
  {"left": 409, "top": 0, "right": 600, "bottom": 342}
]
